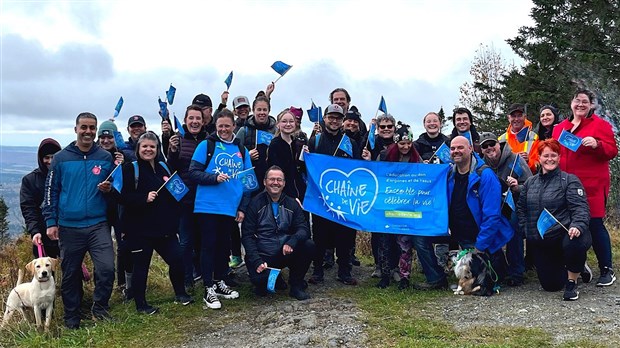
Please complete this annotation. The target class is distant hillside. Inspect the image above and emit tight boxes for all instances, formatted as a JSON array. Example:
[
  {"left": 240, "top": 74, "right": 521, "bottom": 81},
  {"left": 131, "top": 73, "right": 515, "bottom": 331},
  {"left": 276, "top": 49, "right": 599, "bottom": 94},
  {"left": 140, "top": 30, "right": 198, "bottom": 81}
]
[{"left": 0, "top": 145, "right": 39, "bottom": 238}]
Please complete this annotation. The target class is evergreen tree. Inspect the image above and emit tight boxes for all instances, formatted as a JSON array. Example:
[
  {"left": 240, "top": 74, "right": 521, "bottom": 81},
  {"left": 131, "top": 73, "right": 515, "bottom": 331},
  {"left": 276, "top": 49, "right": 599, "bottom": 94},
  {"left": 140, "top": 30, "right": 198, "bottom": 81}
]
[{"left": 0, "top": 196, "right": 10, "bottom": 246}]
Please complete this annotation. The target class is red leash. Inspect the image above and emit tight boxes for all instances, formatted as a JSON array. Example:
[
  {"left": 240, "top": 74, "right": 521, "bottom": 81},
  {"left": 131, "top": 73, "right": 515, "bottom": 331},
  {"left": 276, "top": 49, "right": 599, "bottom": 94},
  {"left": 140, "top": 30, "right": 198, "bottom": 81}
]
[{"left": 37, "top": 243, "right": 46, "bottom": 258}]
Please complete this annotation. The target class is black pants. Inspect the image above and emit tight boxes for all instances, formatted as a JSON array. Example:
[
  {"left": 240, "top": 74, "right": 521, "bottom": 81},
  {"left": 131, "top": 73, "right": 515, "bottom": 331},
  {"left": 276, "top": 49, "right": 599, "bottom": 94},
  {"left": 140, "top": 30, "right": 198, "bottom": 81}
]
[
  {"left": 311, "top": 215, "right": 356, "bottom": 278},
  {"left": 375, "top": 233, "right": 399, "bottom": 276},
  {"left": 129, "top": 234, "right": 186, "bottom": 309},
  {"left": 248, "top": 239, "right": 315, "bottom": 288},
  {"left": 197, "top": 213, "right": 233, "bottom": 287},
  {"left": 58, "top": 222, "right": 114, "bottom": 325},
  {"left": 113, "top": 224, "right": 132, "bottom": 287},
  {"left": 531, "top": 231, "right": 592, "bottom": 291},
  {"left": 230, "top": 219, "right": 242, "bottom": 258}
]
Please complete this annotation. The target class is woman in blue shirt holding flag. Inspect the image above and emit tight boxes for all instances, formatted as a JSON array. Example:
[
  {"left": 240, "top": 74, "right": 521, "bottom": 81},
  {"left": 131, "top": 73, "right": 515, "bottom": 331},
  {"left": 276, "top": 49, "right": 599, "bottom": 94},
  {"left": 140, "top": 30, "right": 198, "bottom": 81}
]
[
  {"left": 189, "top": 110, "right": 254, "bottom": 310},
  {"left": 517, "top": 139, "right": 591, "bottom": 301},
  {"left": 116, "top": 132, "right": 192, "bottom": 314}
]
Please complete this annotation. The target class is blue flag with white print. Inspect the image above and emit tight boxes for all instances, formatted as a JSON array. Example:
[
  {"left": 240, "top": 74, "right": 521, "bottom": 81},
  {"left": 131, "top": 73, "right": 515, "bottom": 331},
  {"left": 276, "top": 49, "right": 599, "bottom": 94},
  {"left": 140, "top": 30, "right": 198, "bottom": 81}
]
[
  {"left": 113, "top": 131, "right": 127, "bottom": 150},
  {"left": 558, "top": 129, "right": 582, "bottom": 152},
  {"left": 164, "top": 173, "right": 190, "bottom": 202},
  {"left": 235, "top": 167, "right": 259, "bottom": 193},
  {"left": 266, "top": 268, "right": 281, "bottom": 293},
  {"left": 515, "top": 126, "right": 530, "bottom": 143},
  {"left": 461, "top": 130, "right": 473, "bottom": 145},
  {"left": 224, "top": 71, "right": 233, "bottom": 89},
  {"left": 256, "top": 130, "right": 274, "bottom": 146},
  {"left": 338, "top": 134, "right": 353, "bottom": 157},
  {"left": 271, "top": 61, "right": 292, "bottom": 76},
  {"left": 174, "top": 114, "right": 185, "bottom": 137},
  {"left": 114, "top": 97, "right": 123, "bottom": 118},
  {"left": 378, "top": 96, "right": 387, "bottom": 114},
  {"left": 510, "top": 158, "right": 523, "bottom": 177},
  {"left": 158, "top": 97, "right": 169, "bottom": 120},
  {"left": 110, "top": 164, "right": 123, "bottom": 193},
  {"left": 537, "top": 208, "right": 557, "bottom": 239},
  {"left": 368, "top": 123, "right": 376, "bottom": 150},
  {"left": 434, "top": 142, "right": 453, "bottom": 164},
  {"left": 307, "top": 101, "right": 321, "bottom": 123},
  {"left": 504, "top": 190, "right": 515, "bottom": 211},
  {"left": 166, "top": 84, "right": 176, "bottom": 105}
]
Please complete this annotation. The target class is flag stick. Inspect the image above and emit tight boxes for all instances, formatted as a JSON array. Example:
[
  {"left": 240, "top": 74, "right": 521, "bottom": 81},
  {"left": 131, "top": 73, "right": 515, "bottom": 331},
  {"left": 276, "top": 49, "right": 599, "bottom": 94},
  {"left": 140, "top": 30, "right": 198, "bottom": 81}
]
[
  {"left": 545, "top": 208, "right": 570, "bottom": 232},
  {"left": 508, "top": 154, "right": 519, "bottom": 178},
  {"left": 273, "top": 75, "right": 283, "bottom": 84},
  {"left": 103, "top": 163, "right": 121, "bottom": 182},
  {"left": 233, "top": 166, "right": 255, "bottom": 179},
  {"left": 427, "top": 145, "right": 444, "bottom": 163},
  {"left": 155, "top": 171, "right": 178, "bottom": 194},
  {"left": 266, "top": 266, "right": 281, "bottom": 271},
  {"left": 333, "top": 135, "right": 345, "bottom": 156},
  {"left": 364, "top": 119, "right": 376, "bottom": 150}
]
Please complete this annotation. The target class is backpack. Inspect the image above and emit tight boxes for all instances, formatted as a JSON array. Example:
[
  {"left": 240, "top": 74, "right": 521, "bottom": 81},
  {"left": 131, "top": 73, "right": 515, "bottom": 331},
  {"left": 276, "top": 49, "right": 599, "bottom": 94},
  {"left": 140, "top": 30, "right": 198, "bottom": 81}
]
[
  {"left": 132, "top": 161, "right": 171, "bottom": 189},
  {"left": 204, "top": 138, "right": 246, "bottom": 168}
]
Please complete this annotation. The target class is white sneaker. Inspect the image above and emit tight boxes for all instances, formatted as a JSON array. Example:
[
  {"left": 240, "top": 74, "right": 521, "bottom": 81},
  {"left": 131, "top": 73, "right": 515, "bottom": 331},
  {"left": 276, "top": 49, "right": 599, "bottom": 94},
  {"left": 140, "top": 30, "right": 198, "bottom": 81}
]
[
  {"left": 203, "top": 285, "right": 221, "bottom": 309},
  {"left": 215, "top": 280, "right": 239, "bottom": 299}
]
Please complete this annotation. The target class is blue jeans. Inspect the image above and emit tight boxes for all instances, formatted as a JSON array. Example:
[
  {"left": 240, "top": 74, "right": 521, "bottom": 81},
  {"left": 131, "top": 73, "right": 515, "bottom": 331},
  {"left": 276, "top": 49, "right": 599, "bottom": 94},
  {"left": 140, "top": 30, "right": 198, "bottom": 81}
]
[
  {"left": 179, "top": 205, "right": 201, "bottom": 285},
  {"left": 410, "top": 236, "right": 446, "bottom": 284},
  {"left": 589, "top": 218, "right": 613, "bottom": 270}
]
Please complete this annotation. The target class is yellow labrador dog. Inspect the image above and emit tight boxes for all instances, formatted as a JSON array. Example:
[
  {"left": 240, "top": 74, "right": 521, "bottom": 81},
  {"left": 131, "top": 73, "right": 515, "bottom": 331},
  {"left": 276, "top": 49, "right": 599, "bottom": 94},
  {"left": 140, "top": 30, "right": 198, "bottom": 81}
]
[{"left": 2, "top": 257, "right": 58, "bottom": 331}]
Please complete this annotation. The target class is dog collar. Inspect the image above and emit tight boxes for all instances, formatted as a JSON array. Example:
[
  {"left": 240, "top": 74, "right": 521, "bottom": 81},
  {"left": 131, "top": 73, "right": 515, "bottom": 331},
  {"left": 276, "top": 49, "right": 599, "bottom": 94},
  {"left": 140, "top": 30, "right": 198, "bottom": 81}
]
[{"left": 456, "top": 248, "right": 474, "bottom": 261}]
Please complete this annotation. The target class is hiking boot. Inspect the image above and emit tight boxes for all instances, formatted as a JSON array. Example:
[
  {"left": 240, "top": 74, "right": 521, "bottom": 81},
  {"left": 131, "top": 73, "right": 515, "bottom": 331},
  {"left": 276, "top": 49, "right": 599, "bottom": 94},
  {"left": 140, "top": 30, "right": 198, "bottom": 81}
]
[
  {"left": 413, "top": 279, "right": 449, "bottom": 290},
  {"left": 137, "top": 305, "right": 159, "bottom": 315},
  {"left": 174, "top": 294, "right": 194, "bottom": 306},
  {"left": 337, "top": 275, "right": 358, "bottom": 286},
  {"left": 275, "top": 275, "right": 288, "bottom": 290},
  {"left": 229, "top": 256, "right": 245, "bottom": 269},
  {"left": 203, "top": 285, "right": 221, "bottom": 309},
  {"left": 308, "top": 274, "right": 324, "bottom": 284},
  {"left": 581, "top": 262, "right": 592, "bottom": 283},
  {"left": 289, "top": 286, "right": 311, "bottom": 301},
  {"left": 323, "top": 250, "right": 335, "bottom": 269},
  {"left": 596, "top": 267, "right": 616, "bottom": 287},
  {"left": 563, "top": 279, "right": 579, "bottom": 301},
  {"left": 398, "top": 278, "right": 410, "bottom": 290},
  {"left": 214, "top": 280, "right": 239, "bottom": 299},
  {"left": 371, "top": 265, "right": 382, "bottom": 278},
  {"left": 376, "top": 276, "right": 390, "bottom": 289},
  {"left": 91, "top": 308, "right": 113, "bottom": 322}
]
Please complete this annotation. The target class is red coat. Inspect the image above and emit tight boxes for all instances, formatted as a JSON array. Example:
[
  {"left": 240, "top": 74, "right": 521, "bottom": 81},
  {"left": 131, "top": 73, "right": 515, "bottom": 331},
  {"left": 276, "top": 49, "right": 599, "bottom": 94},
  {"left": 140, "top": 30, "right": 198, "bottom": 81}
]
[{"left": 552, "top": 114, "right": 618, "bottom": 217}]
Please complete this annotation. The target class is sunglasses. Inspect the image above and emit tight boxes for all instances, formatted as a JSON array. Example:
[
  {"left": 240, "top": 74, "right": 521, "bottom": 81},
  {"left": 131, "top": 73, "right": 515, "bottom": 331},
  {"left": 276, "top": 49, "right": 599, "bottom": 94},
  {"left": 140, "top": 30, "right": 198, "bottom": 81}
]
[
  {"left": 481, "top": 140, "right": 497, "bottom": 149},
  {"left": 379, "top": 124, "right": 394, "bottom": 130}
]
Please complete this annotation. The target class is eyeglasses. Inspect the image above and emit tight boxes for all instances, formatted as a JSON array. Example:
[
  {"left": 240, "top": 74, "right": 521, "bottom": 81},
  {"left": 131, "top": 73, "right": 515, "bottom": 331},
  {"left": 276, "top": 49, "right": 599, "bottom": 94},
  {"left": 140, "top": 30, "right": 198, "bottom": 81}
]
[
  {"left": 481, "top": 140, "right": 497, "bottom": 149},
  {"left": 572, "top": 99, "right": 590, "bottom": 106},
  {"left": 379, "top": 124, "right": 394, "bottom": 130},
  {"left": 266, "top": 177, "right": 284, "bottom": 183}
]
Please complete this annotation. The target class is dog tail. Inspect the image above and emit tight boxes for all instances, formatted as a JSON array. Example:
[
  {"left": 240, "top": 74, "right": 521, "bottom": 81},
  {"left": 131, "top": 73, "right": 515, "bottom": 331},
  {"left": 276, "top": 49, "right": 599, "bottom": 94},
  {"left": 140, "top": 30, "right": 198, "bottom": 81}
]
[{"left": 16, "top": 269, "right": 23, "bottom": 286}]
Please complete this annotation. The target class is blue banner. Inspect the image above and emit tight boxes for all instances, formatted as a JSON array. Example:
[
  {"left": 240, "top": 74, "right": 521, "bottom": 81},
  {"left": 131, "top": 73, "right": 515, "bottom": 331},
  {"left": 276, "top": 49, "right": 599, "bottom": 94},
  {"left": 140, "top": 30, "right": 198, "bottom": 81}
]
[
  {"left": 434, "top": 142, "right": 453, "bottom": 164},
  {"left": 165, "top": 173, "right": 189, "bottom": 202},
  {"left": 303, "top": 153, "right": 450, "bottom": 236},
  {"left": 537, "top": 208, "right": 557, "bottom": 239},
  {"left": 235, "top": 167, "right": 259, "bottom": 193},
  {"left": 558, "top": 129, "right": 582, "bottom": 152},
  {"left": 338, "top": 134, "right": 353, "bottom": 157},
  {"left": 257, "top": 130, "right": 274, "bottom": 146}
]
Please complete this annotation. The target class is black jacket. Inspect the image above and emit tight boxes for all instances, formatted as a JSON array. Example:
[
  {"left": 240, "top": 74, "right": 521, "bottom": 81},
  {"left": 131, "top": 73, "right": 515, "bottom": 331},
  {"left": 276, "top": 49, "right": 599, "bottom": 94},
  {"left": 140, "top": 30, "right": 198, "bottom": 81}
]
[
  {"left": 414, "top": 132, "right": 450, "bottom": 162},
  {"left": 241, "top": 191, "right": 309, "bottom": 271},
  {"left": 517, "top": 168, "right": 590, "bottom": 242},
  {"left": 167, "top": 127, "right": 208, "bottom": 207},
  {"left": 308, "top": 129, "right": 361, "bottom": 159},
  {"left": 267, "top": 136, "right": 307, "bottom": 200},
  {"left": 20, "top": 138, "right": 61, "bottom": 243}
]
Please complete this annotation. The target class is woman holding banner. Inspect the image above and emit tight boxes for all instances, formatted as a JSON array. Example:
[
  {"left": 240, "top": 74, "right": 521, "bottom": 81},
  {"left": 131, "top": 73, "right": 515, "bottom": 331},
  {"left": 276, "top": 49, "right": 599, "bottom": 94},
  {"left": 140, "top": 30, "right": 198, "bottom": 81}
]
[
  {"left": 517, "top": 139, "right": 591, "bottom": 300},
  {"left": 116, "top": 132, "right": 192, "bottom": 314},
  {"left": 551, "top": 89, "right": 618, "bottom": 287}
]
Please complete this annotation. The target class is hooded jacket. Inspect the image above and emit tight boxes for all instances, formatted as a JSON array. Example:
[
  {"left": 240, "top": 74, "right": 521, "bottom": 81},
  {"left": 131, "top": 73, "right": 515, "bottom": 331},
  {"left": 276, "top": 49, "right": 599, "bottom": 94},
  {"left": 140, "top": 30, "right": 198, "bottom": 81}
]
[
  {"left": 450, "top": 125, "right": 482, "bottom": 156},
  {"left": 43, "top": 141, "right": 113, "bottom": 228},
  {"left": 166, "top": 125, "right": 209, "bottom": 207},
  {"left": 484, "top": 142, "right": 532, "bottom": 199},
  {"left": 447, "top": 155, "right": 514, "bottom": 253},
  {"left": 414, "top": 132, "right": 450, "bottom": 162},
  {"left": 235, "top": 115, "right": 278, "bottom": 191},
  {"left": 552, "top": 113, "right": 618, "bottom": 217},
  {"left": 20, "top": 138, "right": 61, "bottom": 240},
  {"left": 267, "top": 135, "right": 307, "bottom": 200}
]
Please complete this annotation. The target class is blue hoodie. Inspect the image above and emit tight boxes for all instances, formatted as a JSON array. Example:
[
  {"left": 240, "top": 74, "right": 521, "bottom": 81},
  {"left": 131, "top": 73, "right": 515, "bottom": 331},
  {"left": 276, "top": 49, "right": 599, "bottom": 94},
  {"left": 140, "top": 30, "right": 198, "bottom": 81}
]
[
  {"left": 447, "top": 155, "right": 514, "bottom": 253},
  {"left": 44, "top": 141, "right": 113, "bottom": 228}
]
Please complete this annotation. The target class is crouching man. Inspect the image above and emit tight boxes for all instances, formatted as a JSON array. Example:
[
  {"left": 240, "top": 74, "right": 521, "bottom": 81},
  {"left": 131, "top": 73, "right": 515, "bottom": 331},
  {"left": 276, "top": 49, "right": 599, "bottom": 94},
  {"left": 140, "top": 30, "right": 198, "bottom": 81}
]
[{"left": 241, "top": 166, "right": 315, "bottom": 300}]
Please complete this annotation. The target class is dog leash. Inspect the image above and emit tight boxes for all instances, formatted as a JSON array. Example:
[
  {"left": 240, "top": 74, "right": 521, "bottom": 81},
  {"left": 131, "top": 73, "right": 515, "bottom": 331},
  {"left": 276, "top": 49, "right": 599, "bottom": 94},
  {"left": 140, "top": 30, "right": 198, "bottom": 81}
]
[{"left": 37, "top": 243, "right": 46, "bottom": 258}]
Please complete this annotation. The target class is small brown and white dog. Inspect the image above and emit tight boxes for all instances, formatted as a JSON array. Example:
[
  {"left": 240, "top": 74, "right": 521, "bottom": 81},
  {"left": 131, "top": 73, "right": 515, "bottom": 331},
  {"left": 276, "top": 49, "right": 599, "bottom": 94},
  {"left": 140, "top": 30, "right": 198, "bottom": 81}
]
[
  {"left": 2, "top": 257, "right": 57, "bottom": 331},
  {"left": 449, "top": 250, "right": 494, "bottom": 296}
]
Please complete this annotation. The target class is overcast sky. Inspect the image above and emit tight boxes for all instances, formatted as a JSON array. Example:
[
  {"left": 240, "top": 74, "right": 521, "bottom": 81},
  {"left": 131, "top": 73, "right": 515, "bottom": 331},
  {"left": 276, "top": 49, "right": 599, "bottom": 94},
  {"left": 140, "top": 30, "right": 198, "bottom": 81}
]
[{"left": 0, "top": 0, "right": 533, "bottom": 147}]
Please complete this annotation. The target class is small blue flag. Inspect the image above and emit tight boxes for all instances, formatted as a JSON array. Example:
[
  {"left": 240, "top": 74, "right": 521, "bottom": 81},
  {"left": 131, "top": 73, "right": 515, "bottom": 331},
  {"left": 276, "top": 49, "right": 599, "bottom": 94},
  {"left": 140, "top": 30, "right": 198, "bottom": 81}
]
[
  {"left": 368, "top": 122, "right": 376, "bottom": 150},
  {"left": 166, "top": 84, "right": 176, "bottom": 105},
  {"left": 511, "top": 158, "right": 523, "bottom": 177},
  {"left": 505, "top": 190, "right": 515, "bottom": 211},
  {"left": 537, "top": 208, "right": 558, "bottom": 239},
  {"left": 113, "top": 131, "right": 127, "bottom": 150},
  {"left": 174, "top": 114, "right": 185, "bottom": 137},
  {"left": 110, "top": 164, "right": 123, "bottom": 193},
  {"left": 338, "top": 134, "right": 353, "bottom": 157},
  {"left": 158, "top": 97, "right": 169, "bottom": 120},
  {"left": 236, "top": 167, "right": 259, "bottom": 193},
  {"left": 257, "top": 130, "right": 274, "bottom": 146},
  {"left": 224, "top": 71, "right": 233, "bottom": 89},
  {"left": 266, "top": 267, "right": 281, "bottom": 293},
  {"left": 515, "top": 126, "right": 530, "bottom": 143},
  {"left": 558, "top": 129, "right": 582, "bottom": 152},
  {"left": 307, "top": 101, "right": 321, "bottom": 123},
  {"left": 378, "top": 96, "right": 387, "bottom": 114},
  {"left": 461, "top": 130, "right": 473, "bottom": 145},
  {"left": 164, "top": 173, "right": 190, "bottom": 202},
  {"left": 271, "top": 60, "right": 292, "bottom": 76},
  {"left": 114, "top": 96, "right": 123, "bottom": 118},
  {"left": 435, "top": 142, "right": 453, "bottom": 163}
]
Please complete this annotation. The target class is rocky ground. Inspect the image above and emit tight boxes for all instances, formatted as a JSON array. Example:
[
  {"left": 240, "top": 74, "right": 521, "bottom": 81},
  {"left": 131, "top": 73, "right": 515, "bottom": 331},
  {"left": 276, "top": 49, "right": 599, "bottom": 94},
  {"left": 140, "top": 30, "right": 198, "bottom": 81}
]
[{"left": 178, "top": 263, "right": 620, "bottom": 348}]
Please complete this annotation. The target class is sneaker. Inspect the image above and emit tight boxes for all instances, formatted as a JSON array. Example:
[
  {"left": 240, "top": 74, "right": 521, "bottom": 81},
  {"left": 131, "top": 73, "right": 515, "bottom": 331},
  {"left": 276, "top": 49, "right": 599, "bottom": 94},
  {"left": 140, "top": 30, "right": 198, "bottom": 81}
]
[
  {"left": 337, "top": 275, "right": 358, "bottom": 286},
  {"left": 214, "top": 280, "right": 239, "bottom": 299},
  {"left": 193, "top": 274, "right": 202, "bottom": 282},
  {"left": 376, "top": 276, "right": 390, "bottom": 289},
  {"left": 581, "top": 262, "right": 593, "bottom": 283},
  {"left": 371, "top": 266, "right": 381, "bottom": 278},
  {"left": 413, "top": 279, "right": 449, "bottom": 290},
  {"left": 596, "top": 267, "right": 616, "bottom": 287},
  {"left": 203, "top": 285, "right": 221, "bottom": 309},
  {"left": 563, "top": 280, "right": 579, "bottom": 301},
  {"left": 229, "top": 256, "right": 245, "bottom": 269},
  {"left": 91, "top": 308, "right": 113, "bottom": 322},
  {"left": 137, "top": 305, "right": 159, "bottom": 315},
  {"left": 174, "top": 294, "right": 194, "bottom": 306},
  {"left": 398, "top": 278, "right": 410, "bottom": 290}
]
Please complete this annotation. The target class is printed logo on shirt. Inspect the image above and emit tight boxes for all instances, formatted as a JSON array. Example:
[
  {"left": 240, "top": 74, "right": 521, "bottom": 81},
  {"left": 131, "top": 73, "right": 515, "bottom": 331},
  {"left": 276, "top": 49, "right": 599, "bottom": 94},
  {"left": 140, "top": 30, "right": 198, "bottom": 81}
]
[
  {"left": 577, "top": 188, "right": 584, "bottom": 196},
  {"left": 92, "top": 165, "right": 102, "bottom": 175}
]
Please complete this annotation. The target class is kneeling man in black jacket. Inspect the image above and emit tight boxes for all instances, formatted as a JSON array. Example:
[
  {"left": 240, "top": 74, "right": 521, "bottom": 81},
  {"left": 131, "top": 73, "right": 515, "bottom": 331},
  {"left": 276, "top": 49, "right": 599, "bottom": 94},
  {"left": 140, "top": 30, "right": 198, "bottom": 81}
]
[{"left": 242, "top": 166, "right": 315, "bottom": 300}]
